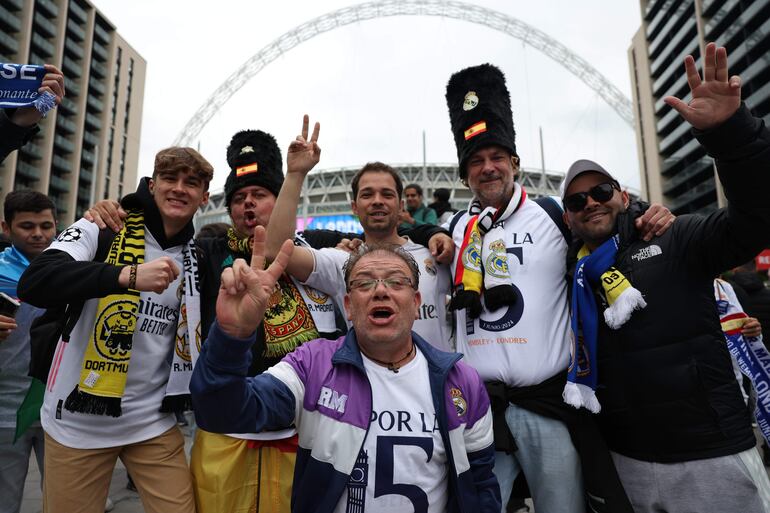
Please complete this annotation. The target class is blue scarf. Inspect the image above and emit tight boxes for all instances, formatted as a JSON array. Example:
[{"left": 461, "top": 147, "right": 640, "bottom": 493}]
[
  {"left": 0, "top": 245, "right": 30, "bottom": 297},
  {"left": 0, "top": 63, "right": 56, "bottom": 115},
  {"left": 715, "top": 279, "right": 770, "bottom": 445},
  {"left": 564, "top": 236, "right": 620, "bottom": 413}
]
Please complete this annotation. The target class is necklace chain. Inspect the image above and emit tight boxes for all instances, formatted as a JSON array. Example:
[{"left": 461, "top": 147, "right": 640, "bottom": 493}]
[{"left": 360, "top": 343, "right": 415, "bottom": 373}]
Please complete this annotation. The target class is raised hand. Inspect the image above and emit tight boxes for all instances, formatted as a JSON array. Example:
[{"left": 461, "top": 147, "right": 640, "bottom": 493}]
[
  {"left": 286, "top": 114, "right": 321, "bottom": 177},
  {"left": 216, "top": 225, "right": 295, "bottom": 338},
  {"left": 664, "top": 42, "right": 741, "bottom": 130},
  {"left": 10, "top": 64, "right": 66, "bottom": 127}
]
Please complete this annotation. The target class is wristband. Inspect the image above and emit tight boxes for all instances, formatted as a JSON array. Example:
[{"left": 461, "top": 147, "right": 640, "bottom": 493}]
[{"left": 128, "top": 264, "right": 138, "bottom": 289}]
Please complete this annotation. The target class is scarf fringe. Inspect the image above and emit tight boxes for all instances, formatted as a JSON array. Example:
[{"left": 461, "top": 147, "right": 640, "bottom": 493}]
[
  {"left": 484, "top": 284, "right": 517, "bottom": 312},
  {"left": 34, "top": 90, "right": 56, "bottom": 116},
  {"left": 604, "top": 287, "right": 647, "bottom": 329},
  {"left": 264, "top": 331, "right": 318, "bottom": 359},
  {"left": 160, "top": 394, "right": 192, "bottom": 414},
  {"left": 64, "top": 387, "right": 122, "bottom": 417},
  {"left": 562, "top": 382, "right": 601, "bottom": 414},
  {"left": 449, "top": 290, "right": 483, "bottom": 319}
]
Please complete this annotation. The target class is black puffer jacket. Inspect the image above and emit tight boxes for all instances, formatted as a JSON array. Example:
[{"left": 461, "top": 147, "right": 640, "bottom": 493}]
[
  {"left": 730, "top": 270, "right": 770, "bottom": 341},
  {"left": 567, "top": 105, "right": 770, "bottom": 462}
]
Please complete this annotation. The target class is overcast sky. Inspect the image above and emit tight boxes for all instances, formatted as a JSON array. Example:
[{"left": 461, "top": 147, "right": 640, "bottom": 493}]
[{"left": 91, "top": 0, "right": 647, "bottom": 193}]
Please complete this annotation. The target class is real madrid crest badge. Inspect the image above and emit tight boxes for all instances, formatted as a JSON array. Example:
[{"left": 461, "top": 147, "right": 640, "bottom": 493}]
[
  {"left": 450, "top": 387, "right": 467, "bottom": 416},
  {"left": 463, "top": 91, "right": 479, "bottom": 111}
]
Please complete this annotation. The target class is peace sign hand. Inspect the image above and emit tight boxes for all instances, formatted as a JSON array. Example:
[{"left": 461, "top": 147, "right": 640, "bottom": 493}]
[
  {"left": 216, "top": 226, "right": 295, "bottom": 339},
  {"left": 663, "top": 42, "right": 741, "bottom": 130},
  {"left": 287, "top": 114, "right": 321, "bottom": 177}
]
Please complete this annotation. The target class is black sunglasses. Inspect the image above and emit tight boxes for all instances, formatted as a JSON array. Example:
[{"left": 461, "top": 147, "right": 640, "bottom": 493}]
[{"left": 564, "top": 182, "right": 619, "bottom": 213}]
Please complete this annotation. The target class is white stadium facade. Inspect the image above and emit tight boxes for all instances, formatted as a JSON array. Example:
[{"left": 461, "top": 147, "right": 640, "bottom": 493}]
[{"left": 194, "top": 163, "right": 568, "bottom": 234}]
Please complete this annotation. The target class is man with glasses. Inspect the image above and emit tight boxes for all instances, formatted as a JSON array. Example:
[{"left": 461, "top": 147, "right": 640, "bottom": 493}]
[
  {"left": 191, "top": 232, "right": 500, "bottom": 513},
  {"left": 562, "top": 43, "right": 770, "bottom": 513}
]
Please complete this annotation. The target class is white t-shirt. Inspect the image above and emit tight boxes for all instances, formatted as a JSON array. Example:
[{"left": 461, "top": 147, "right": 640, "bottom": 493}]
[
  {"left": 41, "top": 219, "right": 180, "bottom": 448},
  {"left": 447, "top": 199, "right": 571, "bottom": 386},
  {"left": 333, "top": 347, "right": 448, "bottom": 513},
  {"left": 304, "top": 239, "right": 453, "bottom": 351}
]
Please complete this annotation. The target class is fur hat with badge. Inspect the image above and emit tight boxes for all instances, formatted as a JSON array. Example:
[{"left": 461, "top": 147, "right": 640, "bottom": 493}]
[
  {"left": 445, "top": 63, "right": 517, "bottom": 179},
  {"left": 224, "top": 130, "right": 284, "bottom": 207}
]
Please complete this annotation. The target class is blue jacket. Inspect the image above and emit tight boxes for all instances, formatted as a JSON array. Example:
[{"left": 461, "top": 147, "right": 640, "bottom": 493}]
[{"left": 191, "top": 323, "right": 501, "bottom": 513}]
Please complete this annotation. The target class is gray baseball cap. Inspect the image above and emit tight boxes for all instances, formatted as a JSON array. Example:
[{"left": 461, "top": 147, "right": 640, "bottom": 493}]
[{"left": 559, "top": 159, "right": 620, "bottom": 199}]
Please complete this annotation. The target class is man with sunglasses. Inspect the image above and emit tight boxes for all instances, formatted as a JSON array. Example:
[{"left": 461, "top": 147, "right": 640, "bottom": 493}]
[
  {"left": 191, "top": 233, "right": 500, "bottom": 513},
  {"left": 562, "top": 43, "right": 770, "bottom": 512},
  {"left": 443, "top": 64, "right": 670, "bottom": 513}
]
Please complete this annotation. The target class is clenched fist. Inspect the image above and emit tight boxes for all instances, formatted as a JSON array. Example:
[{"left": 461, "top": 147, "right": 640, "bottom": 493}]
[{"left": 119, "top": 256, "right": 180, "bottom": 294}]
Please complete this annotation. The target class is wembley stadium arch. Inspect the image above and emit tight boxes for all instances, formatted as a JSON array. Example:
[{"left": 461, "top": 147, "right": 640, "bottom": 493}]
[
  {"left": 176, "top": 0, "right": 634, "bottom": 146},
  {"left": 189, "top": 0, "right": 637, "bottom": 231}
]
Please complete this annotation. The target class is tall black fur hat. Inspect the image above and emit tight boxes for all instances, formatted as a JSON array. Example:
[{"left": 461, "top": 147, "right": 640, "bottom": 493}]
[
  {"left": 224, "top": 130, "right": 283, "bottom": 206},
  {"left": 445, "top": 63, "right": 517, "bottom": 179}
]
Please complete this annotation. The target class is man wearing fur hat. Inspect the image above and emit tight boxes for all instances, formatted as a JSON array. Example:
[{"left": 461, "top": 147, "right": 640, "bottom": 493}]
[
  {"left": 562, "top": 44, "right": 770, "bottom": 513},
  {"left": 443, "top": 64, "right": 672, "bottom": 512},
  {"left": 18, "top": 147, "right": 212, "bottom": 513},
  {"left": 86, "top": 123, "right": 347, "bottom": 512}
]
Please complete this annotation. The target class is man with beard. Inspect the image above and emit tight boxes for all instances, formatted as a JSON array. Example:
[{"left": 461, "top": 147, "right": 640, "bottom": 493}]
[
  {"left": 19, "top": 147, "right": 212, "bottom": 513},
  {"left": 562, "top": 43, "right": 770, "bottom": 512},
  {"left": 265, "top": 118, "right": 453, "bottom": 352}
]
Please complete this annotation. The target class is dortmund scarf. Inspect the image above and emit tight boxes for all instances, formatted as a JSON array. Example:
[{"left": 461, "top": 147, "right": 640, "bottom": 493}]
[
  {"left": 64, "top": 210, "right": 201, "bottom": 416},
  {"left": 714, "top": 279, "right": 770, "bottom": 445},
  {"left": 225, "top": 228, "right": 319, "bottom": 359},
  {"left": 565, "top": 235, "right": 646, "bottom": 413},
  {"left": 451, "top": 182, "right": 526, "bottom": 318},
  {"left": 0, "top": 63, "right": 56, "bottom": 114}
]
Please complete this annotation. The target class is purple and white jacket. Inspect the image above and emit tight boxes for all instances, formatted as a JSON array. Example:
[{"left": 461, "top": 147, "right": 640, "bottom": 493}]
[{"left": 191, "top": 322, "right": 501, "bottom": 513}]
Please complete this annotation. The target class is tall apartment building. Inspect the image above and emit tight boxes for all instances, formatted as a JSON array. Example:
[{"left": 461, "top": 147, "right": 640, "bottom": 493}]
[
  {"left": 629, "top": 0, "right": 770, "bottom": 214},
  {"left": 0, "top": 0, "right": 145, "bottom": 225}
]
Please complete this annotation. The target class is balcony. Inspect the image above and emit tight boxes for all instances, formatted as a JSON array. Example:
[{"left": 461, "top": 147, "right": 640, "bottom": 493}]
[
  {"left": 59, "top": 96, "right": 77, "bottom": 114},
  {"left": 67, "top": 80, "right": 80, "bottom": 97},
  {"left": 31, "top": 33, "right": 55, "bottom": 58},
  {"left": 49, "top": 174, "right": 70, "bottom": 192},
  {"left": 85, "top": 113, "right": 101, "bottom": 130},
  {"left": 19, "top": 142, "right": 44, "bottom": 160},
  {"left": 64, "top": 37, "right": 85, "bottom": 59},
  {"left": 2, "top": 0, "right": 23, "bottom": 10},
  {"left": 0, "top": 30, "right": 20, "bottom": 55},
  {"left": 78, "top": 185, "right": 91, "bottom": 199},
  {"left": 62, "top": 56, "right": 82, "bottom": 78},
  {"left": 80, "top": 169, "right": 93, "bottom": 181},
  {"left": 83, "top": 131, "right": 100, "bottom": 146},
  {"left": 87, "top": 95, "right": 104, "bottom": 112},
  {"left": 67, "top": 19, "right": 86, "bottom": 42},
  {"left": 91, "top": 59, "right": 107, "bottom": 78},
  {"left": 56, "top": 115, "right": 77, "bottom": 134},
  {"left": 92, "top": 41, "right": 108, "bottom": 61},
  {"left": 52, "top": 155, "right": 72, "bottom": 173},
  {"left": 16, "top": 161, "right": 40, "bottom": 181},
  {"left": 68, "top": 1, "right": 88, "bottom": 23},
  {"left": 33, "top": 12, "right": 57, "bottom": 38},
  {"left": 0, "top": 4, "right": 21, "bottom": 32},
  {"left": 49, "top": 194, "right": 69, "bottom": 216},
  {"left": 94, "top": 23, "right": 111, "bottom": 44},
  {"left": 36, "top": 0, "right": 59, "bottom": 17},
  {"left": 89, "top": 77, "right": 106, "bottom": 96},
  {"left": 81, "top": 149, "right": 95, "bottom": 164}
]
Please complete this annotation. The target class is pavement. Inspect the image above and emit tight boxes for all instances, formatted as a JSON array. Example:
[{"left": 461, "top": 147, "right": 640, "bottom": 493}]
[{"left": 19, "top": 418, "right": 768, "bottom": 513}]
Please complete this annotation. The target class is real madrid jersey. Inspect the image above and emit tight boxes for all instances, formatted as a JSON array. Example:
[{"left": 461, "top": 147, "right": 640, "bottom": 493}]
[
  {"left": 304, "top": 238, "right": 453, "bottom": 351},
  {"left": 333, "top": 347, "right": 448, "bottom": 513},
  {"left": 41, "top": 219, "right": 178, "bottom": 448},
  {"left": 447, "top": 199, "right": 571, "bottom": 387}
]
